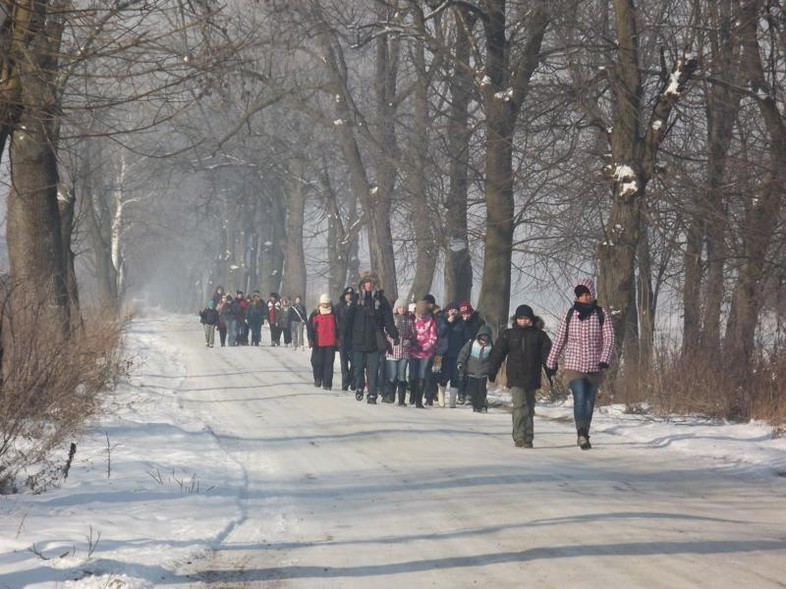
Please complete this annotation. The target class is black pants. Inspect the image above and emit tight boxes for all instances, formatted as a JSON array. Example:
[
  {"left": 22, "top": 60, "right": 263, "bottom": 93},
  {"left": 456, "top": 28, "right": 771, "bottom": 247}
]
[
  {"left": 311, "top": 347, "right": 336, "bottom": 388},
  {"left": 466, "top": 377, "right": 488, "bottom": 412},
  {"left": 270, "top": 325, "right": 282, "bottom": 345},
  {"left": 340, "top": 347, "right": 354, "bottom": 389}
]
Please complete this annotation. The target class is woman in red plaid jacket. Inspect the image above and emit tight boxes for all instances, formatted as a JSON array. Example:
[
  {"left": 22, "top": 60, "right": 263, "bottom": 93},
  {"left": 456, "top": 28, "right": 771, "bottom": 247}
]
[{"left": 546, "top": 279, "right": 615, "bottom": 450}]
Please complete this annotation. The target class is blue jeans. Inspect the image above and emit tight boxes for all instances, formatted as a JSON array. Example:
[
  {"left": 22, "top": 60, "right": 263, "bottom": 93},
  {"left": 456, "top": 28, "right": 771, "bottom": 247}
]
[
  {"left": 386, "top": 358, "right": 408, "bottom": 384},
  {"left": 353, "top": 351, "right": 381, "bottom": 399},
  {"left": 226, "top": 319, "right": 237, "bottom": 346},
  {"left": 569, "top": 377, "right": 599, "bottom": 429},
  {"left": 408, "top": 357, "right": 430, "bottom": 382}
]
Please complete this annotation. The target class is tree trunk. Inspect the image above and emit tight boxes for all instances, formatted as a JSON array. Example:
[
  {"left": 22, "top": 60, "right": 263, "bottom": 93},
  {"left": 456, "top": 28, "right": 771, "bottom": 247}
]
[
  {"left": 477, "top": 0, "right": 549, "bottom": 334},
  {"left": 258, "top": 182, "right": 286, "bottom": 296},
  {"left": 635, "top": 224, "right": 654, "bottom": 369},
  {"left": 319, "top": 25, "right": 397, "bottom": 298},
  {"left": 406, "top": 7, "right": 437, "bottom": 303},
  {"left": 723, "top": 0, "right": 786, "bottom": 371},
  {"left": 4, "top": 0, "right": 70, "bottom": 336},
  {"left": 321, "top": 159, "right": 359, "bottom": 297},
  {"left": 282, "top": 157, "right": 307, "bottom": 299},
  {"left": 598, "top": 0, "right": 697, "bottom": 360},
  {"left": 443, "top": 8, "right": 475, "bottom": 305},
  {"left": 695, "top": 0, "right": 743, "bottom": 359},
  {"left": 7, "top": 93, "right": 69, "bottom": 338}
]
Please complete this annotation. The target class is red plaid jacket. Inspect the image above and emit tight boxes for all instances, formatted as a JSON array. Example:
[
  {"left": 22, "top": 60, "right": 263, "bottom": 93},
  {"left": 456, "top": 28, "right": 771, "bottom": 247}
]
[{"left": 547, "top": 307, "right": 614, "bottom": 373}]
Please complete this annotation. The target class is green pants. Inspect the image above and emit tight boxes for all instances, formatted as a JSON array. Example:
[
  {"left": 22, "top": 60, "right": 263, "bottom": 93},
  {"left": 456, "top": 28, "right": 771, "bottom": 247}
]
[{"left": 511, "top": 387, "right": 536, "bottom": 443}]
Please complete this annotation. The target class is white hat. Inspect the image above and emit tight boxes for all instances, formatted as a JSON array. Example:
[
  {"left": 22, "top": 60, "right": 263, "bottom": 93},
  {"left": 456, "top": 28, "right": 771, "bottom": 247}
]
[{"left": 319, "top": 293, "right": 331, "bottom": 305}]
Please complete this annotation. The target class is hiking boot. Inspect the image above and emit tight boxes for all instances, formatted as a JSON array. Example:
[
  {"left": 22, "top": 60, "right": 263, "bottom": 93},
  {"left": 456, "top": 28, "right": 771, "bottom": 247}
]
[
  {"left": 578, "top": 436, "right": 591, "bottom": 450},
  {"left": 367, "top": 397, "right": 377, "bottom": 404},
  {"left": 314, "top": 380, "right": 322, "bottom": 388},
  {"left": 523, "top": 440, "right": 533, "bottom": 448},
  {"left": 514, "top": 440, "right": 525, "bottom": 447}
]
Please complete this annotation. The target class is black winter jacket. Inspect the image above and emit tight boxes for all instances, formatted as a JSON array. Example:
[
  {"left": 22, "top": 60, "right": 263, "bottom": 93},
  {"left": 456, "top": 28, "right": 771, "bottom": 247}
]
[
  {"left": 488, "top": 322, "right": 552, "bottom": 390},
  {"left": 344, "top": 290, "right": 399, "bottom": 353}
]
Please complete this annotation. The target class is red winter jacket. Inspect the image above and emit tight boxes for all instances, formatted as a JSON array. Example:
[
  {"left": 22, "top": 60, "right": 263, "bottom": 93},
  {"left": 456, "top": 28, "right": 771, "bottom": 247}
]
[{"left": 309, "top": 311, "right": 338, "bottom": 348}]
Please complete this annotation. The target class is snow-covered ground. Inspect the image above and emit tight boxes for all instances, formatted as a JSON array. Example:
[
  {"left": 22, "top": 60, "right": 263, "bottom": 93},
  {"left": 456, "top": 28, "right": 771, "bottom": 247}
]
[{"left": 1, "top": 311, "right": 785, "bottom": 589}]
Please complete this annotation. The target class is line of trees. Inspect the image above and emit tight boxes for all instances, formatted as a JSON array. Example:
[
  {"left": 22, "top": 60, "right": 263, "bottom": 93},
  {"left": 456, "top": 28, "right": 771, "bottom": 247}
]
[{"left": 2, "top": 1, "right": 785, "bottom": 399}]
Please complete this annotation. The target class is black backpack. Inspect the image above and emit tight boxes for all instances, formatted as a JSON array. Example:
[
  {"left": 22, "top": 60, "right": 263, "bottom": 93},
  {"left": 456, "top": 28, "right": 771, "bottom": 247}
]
[{"left": 562, "top": 305, "right": 605, "bottom": 345}]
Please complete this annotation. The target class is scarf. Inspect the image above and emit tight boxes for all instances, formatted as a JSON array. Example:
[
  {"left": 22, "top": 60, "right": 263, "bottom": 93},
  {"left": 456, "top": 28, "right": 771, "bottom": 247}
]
[{"left": 573, "top": 301, "right": 599, "bottom": 321}]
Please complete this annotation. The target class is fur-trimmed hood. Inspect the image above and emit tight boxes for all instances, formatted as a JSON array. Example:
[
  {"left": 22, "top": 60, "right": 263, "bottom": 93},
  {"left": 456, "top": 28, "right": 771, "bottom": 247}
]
[
  {"left": 357, "top": 271, "right": 382, "bottom": 291},
  {"left": 510, "top": 315, "right": 546, "bottom": 330}
]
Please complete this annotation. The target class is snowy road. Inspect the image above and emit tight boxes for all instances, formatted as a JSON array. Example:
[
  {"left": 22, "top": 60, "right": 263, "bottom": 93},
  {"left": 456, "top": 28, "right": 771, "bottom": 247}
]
[{"left": 154, "top": 315, "right": 786, "bottom": 588}]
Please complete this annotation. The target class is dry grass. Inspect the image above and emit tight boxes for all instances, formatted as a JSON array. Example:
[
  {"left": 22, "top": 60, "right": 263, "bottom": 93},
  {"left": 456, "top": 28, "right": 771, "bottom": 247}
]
[
  {"left": 608, "top": 348, "right": 786, "bottom": 427},
  {"left": 1, "top": 304, "right": 130, "bottom": 494}
]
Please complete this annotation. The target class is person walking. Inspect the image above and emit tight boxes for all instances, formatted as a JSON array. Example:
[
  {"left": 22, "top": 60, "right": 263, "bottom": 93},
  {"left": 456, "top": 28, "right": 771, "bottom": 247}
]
[
  {"left": 199, "top": 300, "right": 219, "bottom": 348},
  {"left": 488, "top": 304, "right": 552, "bottom": 448},
  {"left": 307, "top": 294, "right": 339, "bottom": 390},
  {"left": 441, "top": 302, "right": 468, "bottom": 407},
  {"left": 216, "top": 294, "right": 231, "bottom": 347},
  {"left": 235, "top": 291, "right": 249, "bottom": 345},
  {"left": 267, "top": 293, "right": 282, "bottom": 346},
  {"left": 335, "top": 287, "right": 357, "bottom": 391},
  {"left": 458, "top": 301, "right": 485, "bottom": 405},
  {"left": 385, "top": 299, "right": 414, "bottom": 405},
  {"left": 289, "top": 296, "right": 307, "bottom": 351},
  {"left": 408, "top": 300, "right": 438, "bottom": 408},
  {"left": 279, "top": 296, "right": 292, "bottom": 347},
  {"left": 424, "top": 294, "right": 447, "bottom": 406},
  {"left": 247, "top": 292, "right": 266, "bottom": 346},
  {"left": 344, "top": 272, "right": 399, "bottom": 404},
  {"left": 457, "top": 324, "right": 494, "bottom": 412},
  {"left": 546, "top": 279, "right": 615, "bottom": 450},
  {"left": 223, "top": 294, "right": 238, "bottom": 347}
]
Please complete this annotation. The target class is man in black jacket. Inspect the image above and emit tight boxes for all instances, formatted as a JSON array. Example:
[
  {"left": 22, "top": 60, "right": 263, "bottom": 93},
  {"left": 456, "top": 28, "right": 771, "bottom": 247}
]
[
  {"left": 344, "top": 272, "right": 399, "bottom": 404},
  {"left": 488, "top": 305, "right": 552, "bottom": 448},
  {"left": 335, "top": 286, "right": 357, "bottom": 391}
]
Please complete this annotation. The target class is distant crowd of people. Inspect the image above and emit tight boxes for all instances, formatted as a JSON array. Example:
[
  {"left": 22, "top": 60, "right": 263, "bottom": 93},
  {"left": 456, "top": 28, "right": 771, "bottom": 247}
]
[
  {"left": 199, "top": 273, "right": 614, "bottom": 451},
  {"left": 199, "top": 287, "right": 308, "bottom": 349}
]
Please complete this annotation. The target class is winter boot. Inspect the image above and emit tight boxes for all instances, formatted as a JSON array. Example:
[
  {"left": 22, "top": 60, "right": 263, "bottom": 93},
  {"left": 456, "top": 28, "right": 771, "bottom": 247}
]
[
  {"left": 382, "top": 382, "right": 394, "bottom": 403},
  {"left": 577, "top": 427, "right": 591, "bottom": 450},
  {"left": 414, "top": 379, "right": 425, "bottom": 408},
  {"left": 397, "top": 382, "right": 407, "bottom": 406},
  {"left": 408, "top": 381, "right": 417, "bottom": 406},
  {"left": 449, "top": 387, "right": 459, "bottom": 408},
  {"left": 437, "top": 385, "right": 446, "bottom": 407}
]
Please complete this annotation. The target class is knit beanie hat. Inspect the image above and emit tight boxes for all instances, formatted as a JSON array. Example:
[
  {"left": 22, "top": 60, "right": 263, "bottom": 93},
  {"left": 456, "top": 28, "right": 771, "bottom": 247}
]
[
  {"left": 515, "top": 304, "right": 534, "bottom": 320},
  {"left": 319, "top": 293, "right": 331, "bottom": 305},
  {"left": 574, "top": 278, "right": 596, "bottom": 299},
  {"left": 423, "top": 293, "right": 436, "bottom": 305}
]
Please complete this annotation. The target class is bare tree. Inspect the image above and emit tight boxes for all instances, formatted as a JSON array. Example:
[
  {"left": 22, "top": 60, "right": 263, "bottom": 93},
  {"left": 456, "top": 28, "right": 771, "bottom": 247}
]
[
  {"left": 471, "top": 0, "right": 550, "bottom": 334},
  {"left": 594, "top": 0, "right": 698, "bottom": 364}
]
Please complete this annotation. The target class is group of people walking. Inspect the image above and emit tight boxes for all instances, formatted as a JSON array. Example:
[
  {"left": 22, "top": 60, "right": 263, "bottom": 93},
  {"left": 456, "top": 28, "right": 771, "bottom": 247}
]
[
  {"left": 199, "top": 275, "right": 614, "bottom": 451},
  {"left": 199, "top": 287, "right": 308, "bottom": 349}
]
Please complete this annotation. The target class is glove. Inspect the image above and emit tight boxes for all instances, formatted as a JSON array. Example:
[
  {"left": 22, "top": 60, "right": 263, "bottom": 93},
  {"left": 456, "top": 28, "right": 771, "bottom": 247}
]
[
  {"left": 488, "top": 374, "right": 496, "bottom": 383},
  {"left": 598, "top": 362, "right": 609, "bottom": 370},
  {"left": 393, "top": 338, "right": 400, "bottom": 346},
  {"left": 544, "top": 366, "right": 557, "bottom": 380}
]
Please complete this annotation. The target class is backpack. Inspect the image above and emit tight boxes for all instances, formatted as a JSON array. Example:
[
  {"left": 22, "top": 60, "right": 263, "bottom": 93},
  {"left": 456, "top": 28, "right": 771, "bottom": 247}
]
[{"left": 562, "top": 305, "right": 605, "bottom": 346}]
